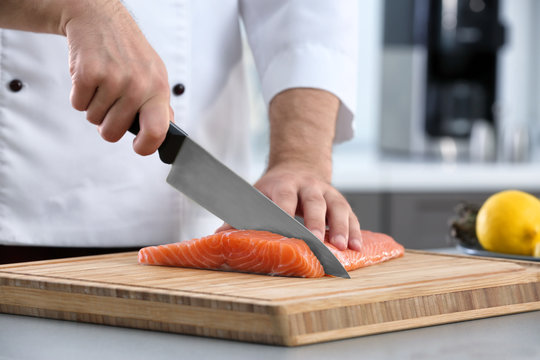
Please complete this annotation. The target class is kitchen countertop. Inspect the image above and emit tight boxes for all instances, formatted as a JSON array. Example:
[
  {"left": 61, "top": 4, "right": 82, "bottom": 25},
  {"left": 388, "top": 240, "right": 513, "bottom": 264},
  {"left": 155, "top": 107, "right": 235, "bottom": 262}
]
[{"left": 1, "top": 311, "right": 539, "bottom": 360}]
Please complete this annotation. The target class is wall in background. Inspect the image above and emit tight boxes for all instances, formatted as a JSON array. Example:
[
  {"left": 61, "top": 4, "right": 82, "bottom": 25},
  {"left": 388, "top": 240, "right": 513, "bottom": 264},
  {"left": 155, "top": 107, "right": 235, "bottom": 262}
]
[
  {"left": 497, "top": 0, "right": 539, "bottom": 142},
  {"left": 351, "top": 0, "right": 383, "bottom": 147}
]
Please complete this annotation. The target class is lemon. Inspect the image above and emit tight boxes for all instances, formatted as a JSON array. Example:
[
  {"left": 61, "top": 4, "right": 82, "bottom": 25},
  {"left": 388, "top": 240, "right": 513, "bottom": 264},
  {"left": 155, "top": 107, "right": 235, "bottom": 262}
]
[{"left": 476, "top": 190, "right": 540, "bottom": 257}]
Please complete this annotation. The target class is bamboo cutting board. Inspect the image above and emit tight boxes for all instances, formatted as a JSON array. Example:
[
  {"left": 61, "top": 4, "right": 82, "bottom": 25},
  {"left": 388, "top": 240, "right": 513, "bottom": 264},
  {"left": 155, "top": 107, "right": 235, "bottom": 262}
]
[{"left": 1, "top": 250, "right": 539, "bottom": 346}]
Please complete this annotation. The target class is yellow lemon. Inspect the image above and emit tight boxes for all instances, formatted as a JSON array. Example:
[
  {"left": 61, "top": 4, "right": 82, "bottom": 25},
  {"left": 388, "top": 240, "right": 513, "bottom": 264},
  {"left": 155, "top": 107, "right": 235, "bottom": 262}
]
[{"left": 476, "top": 190, "right": 540, "bottom": 257}]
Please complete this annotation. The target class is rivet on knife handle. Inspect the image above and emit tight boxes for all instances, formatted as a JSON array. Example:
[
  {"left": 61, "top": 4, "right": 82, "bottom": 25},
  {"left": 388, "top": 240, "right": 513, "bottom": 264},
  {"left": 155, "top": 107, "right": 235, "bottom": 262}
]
[{"left": 128, "top": 114, "right": 188, "bottom": 164}]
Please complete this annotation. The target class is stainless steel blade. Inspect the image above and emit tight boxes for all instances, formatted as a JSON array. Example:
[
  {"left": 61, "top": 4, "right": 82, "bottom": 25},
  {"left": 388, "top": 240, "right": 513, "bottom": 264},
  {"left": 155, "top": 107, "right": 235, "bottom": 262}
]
[{"left": 166, "top": 137, "right": 350, "bottom": 278}]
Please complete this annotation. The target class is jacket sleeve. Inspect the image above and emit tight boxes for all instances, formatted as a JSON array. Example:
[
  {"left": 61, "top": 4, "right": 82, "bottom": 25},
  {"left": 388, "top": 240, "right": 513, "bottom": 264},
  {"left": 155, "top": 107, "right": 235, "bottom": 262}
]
[{"left": 239, "top": 0, "right": 359, "bottom": 142}]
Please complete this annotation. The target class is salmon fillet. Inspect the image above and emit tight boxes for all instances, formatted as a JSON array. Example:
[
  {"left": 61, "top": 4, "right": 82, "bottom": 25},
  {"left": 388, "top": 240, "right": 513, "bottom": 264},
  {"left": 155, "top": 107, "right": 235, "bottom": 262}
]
[{"left": 138, "top": 229, "right": 404, "bottom": 278}]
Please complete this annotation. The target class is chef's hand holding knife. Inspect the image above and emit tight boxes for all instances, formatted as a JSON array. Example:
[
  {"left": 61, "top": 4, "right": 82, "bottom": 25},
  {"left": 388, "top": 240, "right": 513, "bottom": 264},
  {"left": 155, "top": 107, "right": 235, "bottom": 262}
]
[
  {"left": 0, "top": 0, "right": 171, "bottom": 155},
  {"left": 0, "top": 0, "right": 362, "bottom": 251}
]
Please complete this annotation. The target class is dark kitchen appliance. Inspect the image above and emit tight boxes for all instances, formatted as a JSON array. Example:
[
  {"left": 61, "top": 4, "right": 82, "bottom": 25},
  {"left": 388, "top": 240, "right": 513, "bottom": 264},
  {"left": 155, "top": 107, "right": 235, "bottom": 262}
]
[{"left": 379, "top": 0, "right": 505, "bottom": 158}]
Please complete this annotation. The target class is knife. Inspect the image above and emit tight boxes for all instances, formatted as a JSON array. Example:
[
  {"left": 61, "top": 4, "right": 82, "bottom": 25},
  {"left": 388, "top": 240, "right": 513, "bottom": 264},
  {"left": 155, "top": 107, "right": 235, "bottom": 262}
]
[{"left": 129, "top": 117, "right": 350, "bottom": 278}]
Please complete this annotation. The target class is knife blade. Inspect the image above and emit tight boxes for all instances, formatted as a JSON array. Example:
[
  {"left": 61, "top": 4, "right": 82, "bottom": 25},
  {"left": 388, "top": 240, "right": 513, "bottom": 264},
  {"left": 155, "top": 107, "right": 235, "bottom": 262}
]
[{"left": 129, "top": 118, "right": 350, "bottom": 278}]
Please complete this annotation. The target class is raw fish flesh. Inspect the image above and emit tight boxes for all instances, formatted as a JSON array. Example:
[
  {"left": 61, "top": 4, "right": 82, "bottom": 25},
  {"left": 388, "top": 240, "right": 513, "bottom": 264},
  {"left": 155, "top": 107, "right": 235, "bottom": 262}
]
[{"left": 138, "top": 230, "right": 404, "bottom": 278}]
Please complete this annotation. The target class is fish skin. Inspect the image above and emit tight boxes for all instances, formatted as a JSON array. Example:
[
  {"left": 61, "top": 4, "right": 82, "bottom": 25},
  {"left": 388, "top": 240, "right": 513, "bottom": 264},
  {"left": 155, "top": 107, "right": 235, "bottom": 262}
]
[{"left": 138, "top": 229, "right": 404, "bottom": 278}]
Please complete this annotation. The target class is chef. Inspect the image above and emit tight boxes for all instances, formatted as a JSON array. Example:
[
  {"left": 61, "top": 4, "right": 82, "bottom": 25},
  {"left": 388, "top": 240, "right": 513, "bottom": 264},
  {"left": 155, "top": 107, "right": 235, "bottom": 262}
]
[{"left": 0, "top": 0, "right": 360, "bottom": 263}]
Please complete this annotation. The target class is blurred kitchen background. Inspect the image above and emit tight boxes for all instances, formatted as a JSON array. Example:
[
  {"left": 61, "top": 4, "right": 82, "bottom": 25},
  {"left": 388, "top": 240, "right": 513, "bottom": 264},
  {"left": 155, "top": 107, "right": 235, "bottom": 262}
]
[{"left": 245, "top": 0, "right": 540, "bottom": 250}]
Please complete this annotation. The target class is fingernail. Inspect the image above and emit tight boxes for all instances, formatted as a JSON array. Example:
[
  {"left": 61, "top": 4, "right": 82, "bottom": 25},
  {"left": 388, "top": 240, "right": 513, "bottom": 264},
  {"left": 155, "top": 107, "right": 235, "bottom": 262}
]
[
  {"left": 312, "top": 230, "right": 324, "bottom": 241},
  {"left": 333, "top": 235, "right": 347, "bottom": 250}
]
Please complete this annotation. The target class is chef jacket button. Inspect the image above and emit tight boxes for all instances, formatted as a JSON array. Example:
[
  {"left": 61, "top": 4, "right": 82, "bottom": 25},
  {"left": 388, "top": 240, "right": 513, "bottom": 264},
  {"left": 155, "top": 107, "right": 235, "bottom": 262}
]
[
  {"left": 172, "top": 83, "right": 185, "bottom": 96},
  {"left": 8, "top": 79, "right": 23, "bottom": 92}
]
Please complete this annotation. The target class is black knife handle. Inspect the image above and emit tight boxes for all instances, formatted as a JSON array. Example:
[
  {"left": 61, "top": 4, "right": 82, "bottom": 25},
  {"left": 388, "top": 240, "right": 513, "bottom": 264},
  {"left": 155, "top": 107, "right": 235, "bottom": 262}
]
[{"left": 128, "top": 114, "right": 188, "bottom": 164}]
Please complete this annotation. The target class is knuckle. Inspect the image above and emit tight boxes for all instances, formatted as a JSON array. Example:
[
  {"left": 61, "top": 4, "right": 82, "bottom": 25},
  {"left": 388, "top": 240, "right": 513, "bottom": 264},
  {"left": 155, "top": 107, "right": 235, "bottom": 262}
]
[
  {"left": 302, "top": 196, "right": 326, "bottom": 212},
  {"left": 133, "top": 139, "right": 158, "bottom": 156},
  {"left": 71, "top": 95, "right": 87, "bottom": 111},
  {"left": 349, "top": 214, "right": 361, "bottom": 230},
  {"left": 326, "top": 192, "right": 349, "bottom": 208},
  {"left": 99, "top": 126, "right": 122, "bottom": 143},
  {"left": 86, "top": 109, "right": 104, "bottom": 125},
  {"left": 103, "top": 72, "right": 127, "bottom": 93},
  {"left": 303, "top": 177, "right": 320, "bottom": 188},
  {"left": 86, "top": 115, "right": 102, "bottom": 125},
  {"left": 303, "top": 214, "right": 325, "bottom": 227},
  {"left": 142, "top": 124, "right": 166, "bottom": 144},
  {"left": 126, "top": 80, "right": 146, "bottom": 98},
  {"left": 151, "top": 62, "right": 169, "bottom": 83},
  {"left": 80, "top": 63, "right": 107, "bottom": 85},
  {"left": 274, "top": 187, "right": 296, "bottom": 200},
  {"left": 121, "top": 93, "right": 143, "bottom": 111},
  {"left": 153, "top": 74, "right": 170, "bottom": 92},
  {"left": 71, "top": 73, "right": 95, "bottom": 93},
  {"left": 302, "top": 189, "right": 324, "bottom": 202}
]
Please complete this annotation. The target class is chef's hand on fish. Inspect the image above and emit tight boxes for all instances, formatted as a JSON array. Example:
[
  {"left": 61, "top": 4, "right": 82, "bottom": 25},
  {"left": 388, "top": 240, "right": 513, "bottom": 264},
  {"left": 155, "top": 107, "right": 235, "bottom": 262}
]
[
  {"left": 216, "top": 89, "right": 363, "bottom": 251},
  {"left": 0, "top": 0, "right": 172, "bottom": 156}
]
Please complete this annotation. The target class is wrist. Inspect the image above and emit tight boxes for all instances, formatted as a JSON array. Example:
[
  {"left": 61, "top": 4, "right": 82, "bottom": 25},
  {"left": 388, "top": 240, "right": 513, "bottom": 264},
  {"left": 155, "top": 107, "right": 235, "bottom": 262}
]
[
  {"left": 57, "top": 0, "right": 87, "bottom": 35},
  {"left": 267, "top": 152, "right": 332, "bottom": 182},
  {"left": 60, "top": 0, "right": 122, "bottom": 36},
  {"left": 267, "top": 88, "right": 338, "bottom": 183}
]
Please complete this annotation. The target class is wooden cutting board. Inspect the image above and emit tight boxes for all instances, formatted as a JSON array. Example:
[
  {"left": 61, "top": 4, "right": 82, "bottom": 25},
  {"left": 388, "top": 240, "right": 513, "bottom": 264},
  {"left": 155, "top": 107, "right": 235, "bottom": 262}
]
[{"left": 1, "top": 250, "right": 539, "bottom": 346}]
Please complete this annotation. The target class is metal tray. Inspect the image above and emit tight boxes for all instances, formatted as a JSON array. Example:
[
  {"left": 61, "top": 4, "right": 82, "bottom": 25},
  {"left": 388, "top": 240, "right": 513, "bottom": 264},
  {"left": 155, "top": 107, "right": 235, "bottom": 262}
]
[{"left": 457, "top": 244, "right": 540, "bottom": 262}]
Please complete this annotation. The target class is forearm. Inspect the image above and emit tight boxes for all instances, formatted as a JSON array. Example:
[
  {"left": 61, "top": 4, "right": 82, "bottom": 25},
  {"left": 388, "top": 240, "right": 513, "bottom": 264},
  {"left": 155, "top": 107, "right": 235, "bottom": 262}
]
[
  {"left": 0, "top": 0, "right": 120, "bottom": 36},
  {"left": 0, "top": 0, "right": 65, "bottom": 34},
  {"left": 267, "top": 88, "right": 339, "bottom": 183}
]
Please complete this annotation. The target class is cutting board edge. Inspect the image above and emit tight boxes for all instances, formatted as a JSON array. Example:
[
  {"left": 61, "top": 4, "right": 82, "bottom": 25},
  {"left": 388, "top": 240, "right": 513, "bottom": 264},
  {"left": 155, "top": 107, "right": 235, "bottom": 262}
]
[
  {"left": 286, "top": 303, "right": 540, "bottom": 346},
  {"left": 0, "top": 284, "right": 293, "bottom": 343},
  {"left": 2, "top": 271, "right": 540, "bottom": 346},
  {"left": 0, "top": 304, "right": 292, "bottom": 346},
  {"left": 0, "top": 273, "right": 283, "bottom": 312},
  {"left": 2, "top": 287, "right": 539, "bottom": 347},
  {"left": 2, "top": 251, "right": 540, "bottom": 346}
]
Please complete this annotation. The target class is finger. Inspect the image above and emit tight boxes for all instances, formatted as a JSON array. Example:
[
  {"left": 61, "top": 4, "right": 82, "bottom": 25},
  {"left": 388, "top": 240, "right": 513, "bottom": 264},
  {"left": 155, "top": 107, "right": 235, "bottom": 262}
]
[
  {"left": 97, "top": 80, "right": 148, "bottom": 142},
  {"left": 97, "top": 95, "right": 139, "bottom": 143},
  {"left": 325, "top": 192, "right": 350, "bottom": 250},
  {"left": 270, "top": 186, "right": 299, "bottom": 219},
  {"left": 69, "top": 61, "right": 101, "bottom": 112},
  {"left": 70, "top": 77, "right": 97, "bottom": 112},
  {"left": 347, "top": 212, "right": 363, "bottom": 251},
  {"left": 169, "top": 105, "right": 175, "bottom": 123},
  {"left": 133, "top": 97, "right": 170, "bottom": 155},
  {"left": 299, "top": 187, "right": 326, "bottom": 241},
  {"left": 85, "top": 77, "right": 124, "bottom": 126},
  {"left": 215, "top": 223, "right": 234, "bottom": 233}
]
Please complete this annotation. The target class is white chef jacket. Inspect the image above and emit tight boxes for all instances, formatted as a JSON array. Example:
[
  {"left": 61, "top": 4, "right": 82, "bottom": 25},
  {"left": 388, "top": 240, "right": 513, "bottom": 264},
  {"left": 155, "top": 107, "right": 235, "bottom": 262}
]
[{"left": 0, "top": 0, "right": 358, "bottom": 247}]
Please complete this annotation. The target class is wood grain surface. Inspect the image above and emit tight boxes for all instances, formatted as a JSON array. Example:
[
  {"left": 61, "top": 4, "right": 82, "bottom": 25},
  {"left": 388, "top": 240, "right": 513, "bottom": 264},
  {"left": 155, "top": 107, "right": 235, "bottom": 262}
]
[{"left": 1, "top": 250, "right": 539, "bottom": 346}]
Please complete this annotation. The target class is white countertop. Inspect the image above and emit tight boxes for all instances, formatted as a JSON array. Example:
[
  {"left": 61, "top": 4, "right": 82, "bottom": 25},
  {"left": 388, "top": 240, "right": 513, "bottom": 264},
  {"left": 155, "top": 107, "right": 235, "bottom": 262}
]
[
  {"left": 250, "top": 143, "right": 540, "bottom": 193},
  {"left": 332, "top": 150, "right": 540, "bottom": 193},
  {"left": 344, "top": 142, "right": 540, "bottom": 192},
  {"left": 292, "top": 142, "right": 540, "bottom": 193}
]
